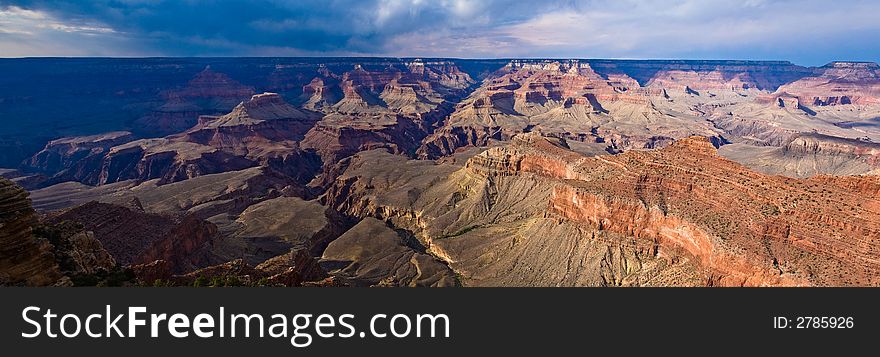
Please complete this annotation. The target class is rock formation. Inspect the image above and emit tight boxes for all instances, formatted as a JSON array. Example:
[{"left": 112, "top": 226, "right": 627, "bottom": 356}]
[
  {"left": 419, "top": 60, "right": 724, "bottom": 158},
  {"left": 11, "top": 58, "right": 880, "bottom": 287},
  {"left": 720, "top": 133, "right": 880, "bottom": 177},
  {"left": 0, "top": 178, "right": 64, "bottom": 285},
  {"left": 133, "top": 67, "right": 256, "bottom": 135},
  {"left": 324, "top": 133, "right": 880, "bottom": 286},
  {"left": 32, "top": 93, "right": 322, "bottom": 187},
  {"left": 299, "top": 60, "right": 473, "bottom": 168},
  {"left": 321, "top": 217, "right": 457, "bottom": 287},
  {"left": 25, "top": 131, "right": 135, "bottom": 185},
  {"left": 774, "top": 62, "right": 880, "bottom": 106},
  {"left": 587, "top": 60, "right": 814, "bottom": 92},
  {"left": 131, "top": 248, "right": 324, "bottom": 287},
  {"left": 0, "top": 178, "right": 127, "bottom": 286},
  {"left": 47, "top": 201, "right": 217, "bottom": 273}
]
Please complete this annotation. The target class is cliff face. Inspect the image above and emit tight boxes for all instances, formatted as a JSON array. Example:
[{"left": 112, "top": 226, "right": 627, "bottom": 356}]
[
  {"left": 99, "top": 140, "right": 259, "bottom": 185},
  {"left": 32, "top": 93, "right": 326, "bottom": 188},
  {"left": 27, "top": 59, "right": 475, "bottom": 187},
  {"left": 0, "top": 178, "right": 64, "bottom": 286},
  {"left": 189, "top": 92, "right": 318, "bottom": 136},
  {"left": 781, "top": 133, "right": 880, "bottom": 160},
  {"left": 718, "top": 134, "right": 880, "bottom": 178},
  {"left": 298, "top": 60, "right": 473, "bottom": 170},
  {"left": 418, "top": 60, "right": 726, "bottom": 158},
  {"left": 24, "top": 132, "right": 135, "bottom": 188},
  {"left": 324, "top": 133, "right": 880, "bottom": 286},
  {"left": 774, "top": 62, "right": 880, "bottom": 106},
  {"left": 133, "top": 67, "right": 256, "bottom": 136},
  {"left": 588, "top": 60, "right": 814, "bottom": 91},
  {"left": 0, "top": 177, "right": 135, "bottom": 286},
  {"left": 417, "top": 59, "right": 880, "bottom": 171},
  {"left": 48, "top": 201, "right": 217, "bottom": 273},
  {"left": 477, "top": 135, "right": 880, "bottom": 286}
]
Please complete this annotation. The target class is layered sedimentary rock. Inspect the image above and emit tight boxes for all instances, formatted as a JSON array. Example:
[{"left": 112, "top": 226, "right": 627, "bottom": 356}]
[
  {"left": 301, "top": 113, "right": 424, "bottom": 165},
  {"left": 14, "top": 58, "right": 880, "bottom": 287},
  {"left": 189, "top": 92, "right": 319, "bottom": 141},
  {"left": 185, "top": 92, "right": 323, "bottom": 182},
  {"left": 0, "top": 178, "right": 64, "bottom": 286},
  {"left": 588, "top": 60, "right": 813, "bottom": 92},
  {"left": 134, "top": 67, "right": 256, "bottom": 135},
  {"left": 27, "top": 58, "right": 880, "bottom": 189},
  {"left": 299, "top": 73, "right": 340, "bottom": 111},
  {"left": 99, "top": 138, "right": 257, "bottom": 185},
  {"left": 325, "top": 133, "right": 880, "bottom": 286},
  {"left": 711, "top": 98, "right": 880, "bottom": 148},
  {"left": 300, "top": 60, "right": 473, "bottom": 166},
  {"left": 37, "top": 93, "right": 322, "bottom": 187},
  {"left": 720, "top": 133, "right": 880, "bottom": 177},
  {"left": 0, "top": 177, "right": 136, "bottom": 286},
  {"left": 298, "top": 60, "right": 472, "bottom": 117},
  {"left": 47, "top": 201, "right": 217, "bottom": 273},
  {"left": 419, "top": 60, "right": 724, "bottom": 158},
  {"left": 25, "top": 131, "right": 135, "bottom": 187},
  {"left": 773, "top": 62, "right": 880, "bottom": 106},
  {"left": 714, "top": 62, "right": 880, "bottom": 148}
]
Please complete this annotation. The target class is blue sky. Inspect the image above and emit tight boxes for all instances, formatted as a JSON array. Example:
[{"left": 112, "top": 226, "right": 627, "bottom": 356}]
[{"left": 0, "top": 0, "right": 878, "bottom": 66}]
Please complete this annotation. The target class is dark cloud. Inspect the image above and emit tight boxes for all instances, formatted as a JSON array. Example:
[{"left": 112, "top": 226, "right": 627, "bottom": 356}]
[
  {"left": 0, "top": 0, "right": 548, "bottom": 55},
  {"left": 0, "top": 0, "right": 878, "bottom": 65}
]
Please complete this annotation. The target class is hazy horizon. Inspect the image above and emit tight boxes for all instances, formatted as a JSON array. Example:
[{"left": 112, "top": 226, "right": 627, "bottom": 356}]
[{"left": 0, "top": 56, "right": 874, "bottom": 68}]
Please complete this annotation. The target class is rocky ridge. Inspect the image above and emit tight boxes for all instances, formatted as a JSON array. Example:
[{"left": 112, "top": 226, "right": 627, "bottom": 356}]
[{"left": 324, "top": 133, "right": 880, "bottom": 286}]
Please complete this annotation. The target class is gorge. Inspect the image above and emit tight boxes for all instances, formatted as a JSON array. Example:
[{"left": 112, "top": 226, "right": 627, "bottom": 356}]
[{"left": 3, "top": 57, "right": 880, "bottom": 286}]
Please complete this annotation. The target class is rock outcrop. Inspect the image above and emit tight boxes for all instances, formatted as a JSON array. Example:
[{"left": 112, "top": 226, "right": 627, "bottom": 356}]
[
  {"left": 38, "top": 93, "right": 321, "bottom": 187},
  {"left": 25, "top": 131, "right": 135, "bottom": 187},
  {"left": 419, "top": 60, "right": 724, "bottom": 158},
  {"left": 99, "top": 139, "right": 258, "bottom": 185},
  {"left": 719, "top": 133, "right": 880, "bottom": 177},
  {"left": 774, "top": 62, "right": 880, "bottom": 106},
  {"left": 0, "top": 178, "right": 126, "bottom": 286},
  {"left": 588, "top": 60, "right": 813, "bottom": 92},
  {"left": 0, "top": 178, "right": 64, "bottom": 286},
  {"left": 47, "top": 201, "right": 217, "bottom": 273},
  {"left": 133, "top": 249, "right": 324, "bottom": 287},
  {"left": 299, "top": 60, "right": 473, "bottom": 169},
  {"left": 133, "top": 67, "right": 256, "bottom": 136}
]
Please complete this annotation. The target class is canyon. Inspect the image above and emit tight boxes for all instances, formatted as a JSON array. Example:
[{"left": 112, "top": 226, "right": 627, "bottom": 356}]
[{"left": 3, "top": 57, "right": 880, "bottom": 286}]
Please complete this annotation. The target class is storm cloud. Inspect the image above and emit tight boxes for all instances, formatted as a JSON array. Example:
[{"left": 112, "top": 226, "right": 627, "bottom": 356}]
[{"left": 0, "top": 0, "right": 878, "bottom": 65}]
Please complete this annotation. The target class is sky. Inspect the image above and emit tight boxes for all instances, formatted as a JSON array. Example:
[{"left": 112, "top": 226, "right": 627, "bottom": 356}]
[{"left": 0, "top": 0, "right": 878, "bottom": 66}]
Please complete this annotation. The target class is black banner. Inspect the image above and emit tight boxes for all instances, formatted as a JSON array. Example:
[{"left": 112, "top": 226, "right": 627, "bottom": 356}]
[{"left": 1, "top": 288, "right": 876, "bottom": 355}]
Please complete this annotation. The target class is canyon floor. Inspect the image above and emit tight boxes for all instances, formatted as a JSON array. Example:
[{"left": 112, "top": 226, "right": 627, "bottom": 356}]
[{"left": 3, "top": 58, "right": 880, "bottom": 287}]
